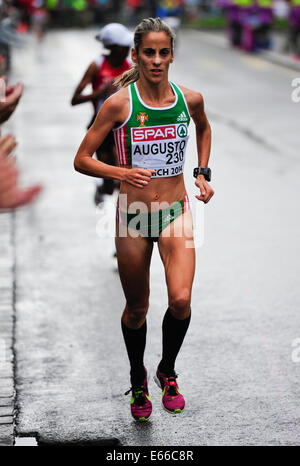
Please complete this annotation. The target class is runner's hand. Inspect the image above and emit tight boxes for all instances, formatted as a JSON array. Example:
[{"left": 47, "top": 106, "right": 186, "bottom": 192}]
[
  {"left": 195, "top": 175, "right": 214, "bottom": 203},
  {"left": 124, "top": 168, "right": 156, "bottom": 188}
]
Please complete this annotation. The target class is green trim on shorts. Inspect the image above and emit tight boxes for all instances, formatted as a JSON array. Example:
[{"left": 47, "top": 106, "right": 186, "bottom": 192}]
[{"left": 123, "top": 198, "right": 185, "bottom": 239}]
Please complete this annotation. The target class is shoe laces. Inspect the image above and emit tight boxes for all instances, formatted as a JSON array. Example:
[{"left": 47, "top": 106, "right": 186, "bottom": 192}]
[
  {"left": 166, "top": 375, "right": 178, "bottom": 397},
  {"left": 124, "top": 386, "right": 146, "bottom": 406}
]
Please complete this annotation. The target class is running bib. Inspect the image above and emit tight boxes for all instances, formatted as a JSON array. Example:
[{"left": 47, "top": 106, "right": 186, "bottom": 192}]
[
  {"left": 113, "top": 81, "right": 191, "bottom": 178},
  {"left": 131, "top": 123, "right": 189, "bottom": 178}
]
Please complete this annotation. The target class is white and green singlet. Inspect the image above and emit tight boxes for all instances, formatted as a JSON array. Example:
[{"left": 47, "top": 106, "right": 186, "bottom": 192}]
[{"left": 113, "top": 81, "right": 191, "bottom": 178}]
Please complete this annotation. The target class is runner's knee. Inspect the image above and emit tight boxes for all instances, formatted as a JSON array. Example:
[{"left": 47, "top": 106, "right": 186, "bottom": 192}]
[
  {"left": 125, "top": 301, "right": 149, "bottom": 326},
  {"left": 169, "top": 289, "right": 191, "bottom": 319}
]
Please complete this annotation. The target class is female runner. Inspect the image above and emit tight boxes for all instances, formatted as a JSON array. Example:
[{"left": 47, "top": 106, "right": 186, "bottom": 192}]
[{"left": 74, "top": 17, "right": 214, "bottom": 421}]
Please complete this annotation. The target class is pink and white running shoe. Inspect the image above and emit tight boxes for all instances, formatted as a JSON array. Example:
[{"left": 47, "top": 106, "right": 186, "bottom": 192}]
[
  {"left": 154, "top": 368, "right": 185, "bottom": 414},
  {"left": 125, "top": 368, "right": 152, "bottom": 421}
]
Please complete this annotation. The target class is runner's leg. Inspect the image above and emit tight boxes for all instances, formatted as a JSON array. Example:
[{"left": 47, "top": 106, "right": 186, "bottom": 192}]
[
  {"left": 157, "top": 210, "right": 195, "bottom": 374},
  {"left": 116, "top": 229, "right": 154, "bottom": 420},
  {"left": 116, "top": 230, "right": 154, "bottom": 386}
]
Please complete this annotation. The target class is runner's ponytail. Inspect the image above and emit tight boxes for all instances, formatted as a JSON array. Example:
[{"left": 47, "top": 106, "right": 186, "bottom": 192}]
[
  {"left": 114, "top": 64, "right": 139, "bottom": 88},
  {"left": 114, "top": 17, "right": 175, "bottom": 88}
]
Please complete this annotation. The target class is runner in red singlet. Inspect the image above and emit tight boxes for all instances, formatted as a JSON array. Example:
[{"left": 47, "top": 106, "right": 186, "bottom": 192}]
[{"left": 71, "top": 23, "right": 133, "bottom": 204}]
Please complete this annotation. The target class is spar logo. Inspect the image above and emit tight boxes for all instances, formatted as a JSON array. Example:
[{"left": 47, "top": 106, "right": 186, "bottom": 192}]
[
  {"left": 132, "top": 125, "right": 177, "bottom": 142},
  {"left": 137, "top": 112, "right": 148, "bottom": 127},
  {"left": 177, "top": 124, "right": 187, "bottom": 138}
]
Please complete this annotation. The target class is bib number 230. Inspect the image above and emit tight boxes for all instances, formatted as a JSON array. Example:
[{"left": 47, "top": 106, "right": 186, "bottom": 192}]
[{"left": 166, "top": 151, "right": 184, "bottom": 165}]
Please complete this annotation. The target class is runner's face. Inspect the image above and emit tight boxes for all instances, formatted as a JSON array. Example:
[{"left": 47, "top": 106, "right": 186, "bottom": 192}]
[{"left": 133, "top": 32, "right": 173, "bottom": 83}]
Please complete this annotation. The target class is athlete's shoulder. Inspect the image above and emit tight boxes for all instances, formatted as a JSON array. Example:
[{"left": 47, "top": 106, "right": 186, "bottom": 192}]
[
  {"left": 106, "top": 86, "right": 130, "bottom": 108},
  {"left": 176, "top": 84, "right": 204, "bottom": 114}
]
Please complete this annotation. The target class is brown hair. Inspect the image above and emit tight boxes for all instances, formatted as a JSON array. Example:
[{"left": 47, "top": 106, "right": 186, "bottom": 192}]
[{"left": 114, "top": 17, "right": 176, "bottom": 88}]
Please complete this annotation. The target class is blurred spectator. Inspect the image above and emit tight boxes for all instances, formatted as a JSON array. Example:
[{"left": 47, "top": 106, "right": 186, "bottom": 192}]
[
  {"left": 91, "top": 0, "right": 110, "bottom": 24},
  {"left": 126, "top": 0, "right": 143, "bottom": 25},
  {"left": 220, "top": 0, "right": 273, "bottom": 51},
  {"left": 148, "top": 0, "right": 158, "bottom": 16},
  {"left": 184, "top": 0, "right": 199, "bottom": 20},
  {"left": 13, "top": 0, "right": 33, "bottom": 31},
  {"left": 287, "top": 0, "right": 300, "bottom": 59},
  {"left": 31, "top": 0, "right": 49, "bottom": 40},
  {"left": 218, "top": 0, "right": 244, "bottom": 47},
  {"left": 155, "top": 0, "right": 183, "bottom": 19},
  {"left": 155, "top": 0, "right": 184, "bottom": 35},
  {"left": 255, "top": 0, "right": 273, "bottom": 50},
  {"left": 0, "top": 134, "right": 42, "bottom": 209},
  {"left": 0, "top": 77, "right": 42, "bottom": 210},
  {"left": 0, "top": 81, "right": 23, "bottom": 123}
]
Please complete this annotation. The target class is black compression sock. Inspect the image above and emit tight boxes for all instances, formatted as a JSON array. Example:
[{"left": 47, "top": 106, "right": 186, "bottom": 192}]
[
  {"left": 158, "top": 308, "right": 191, "bottom": 375},
  {"left": 121, "top": 319, "right": 147, "bottom": 387}
]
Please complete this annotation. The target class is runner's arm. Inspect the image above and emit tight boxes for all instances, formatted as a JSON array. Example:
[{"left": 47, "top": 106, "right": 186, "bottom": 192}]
[
  {"left": 74, "top": 96, "right": 125, "bottom": 179},
  {"left": 73, "top": 94, "right": 155, "bottom": 187},
  {"left": 189, "top": 91, "right": 211, "bottom": 170},
  {"left": 185, "top": 89, "right": 214, "bottom": 203},
  {"left": 70, "top": 63, "right": 114, "bottom": 106}
]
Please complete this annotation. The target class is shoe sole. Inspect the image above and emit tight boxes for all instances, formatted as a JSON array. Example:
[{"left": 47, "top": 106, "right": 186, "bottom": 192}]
[
  {"left": 134, "top": 414, "right": 151, "bottom": 422},
  {"left": 163, "top": 405, "right": 184, "bottom": 414},
  {"left": 153, "top": 374, "right": 184, "bottom": 415}
]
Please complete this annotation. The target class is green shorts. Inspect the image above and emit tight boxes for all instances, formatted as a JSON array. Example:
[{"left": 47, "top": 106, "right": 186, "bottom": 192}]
[{"left": 117, "top": 194, "right": 190, "bottom": 242}]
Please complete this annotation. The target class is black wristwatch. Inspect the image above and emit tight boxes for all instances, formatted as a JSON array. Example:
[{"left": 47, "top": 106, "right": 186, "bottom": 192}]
[{"left": 193, "top": 167, "right": 211, "bottom": 182}]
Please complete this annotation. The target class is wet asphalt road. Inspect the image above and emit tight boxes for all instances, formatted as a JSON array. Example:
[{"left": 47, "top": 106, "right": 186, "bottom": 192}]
[{"left": 9, "top": 28, "right": 300, "bottom": 445}]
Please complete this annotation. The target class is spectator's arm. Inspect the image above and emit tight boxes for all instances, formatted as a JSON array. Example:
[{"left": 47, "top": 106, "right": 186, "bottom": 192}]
[
  {"left": 0, "top": 134, "right": 42, "bottom": 210},
  {"left": 0, "top": 82, "right": 23, "bottom": 124}
]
